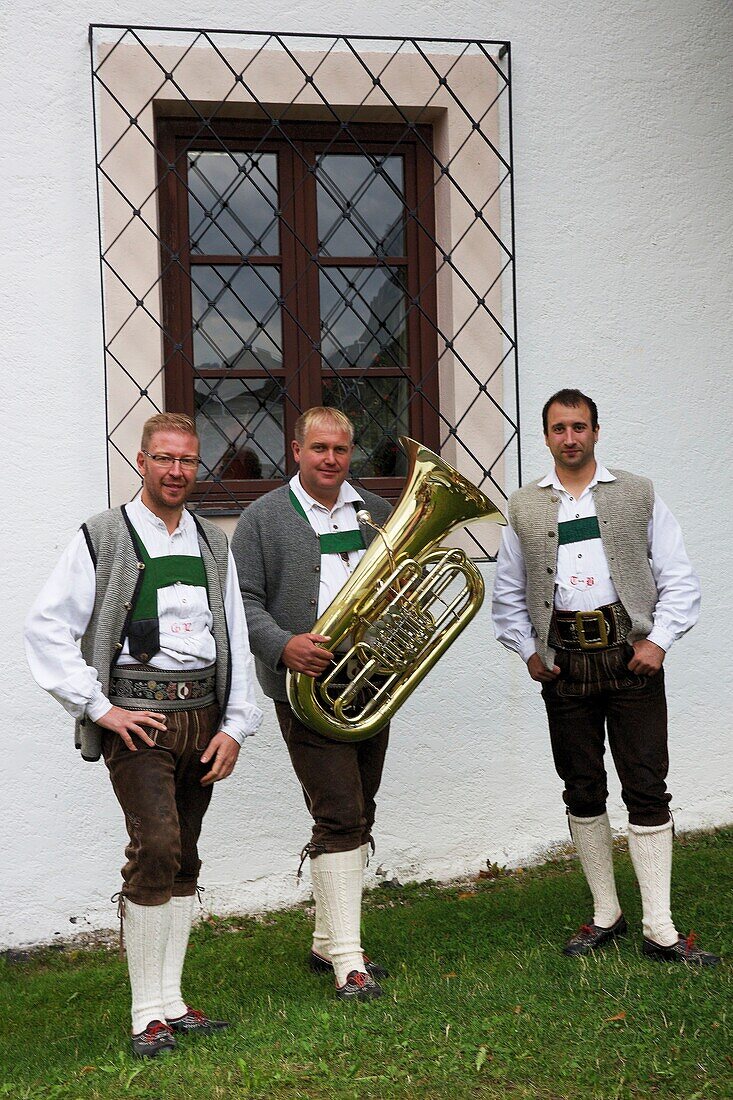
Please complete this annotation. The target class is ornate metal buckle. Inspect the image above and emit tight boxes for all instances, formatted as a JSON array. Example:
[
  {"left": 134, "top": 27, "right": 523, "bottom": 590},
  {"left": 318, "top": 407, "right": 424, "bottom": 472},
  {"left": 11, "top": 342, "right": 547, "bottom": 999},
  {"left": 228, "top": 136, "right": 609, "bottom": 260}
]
[{"left": 574, "top": 610, "right": 609, "bottom": 650}]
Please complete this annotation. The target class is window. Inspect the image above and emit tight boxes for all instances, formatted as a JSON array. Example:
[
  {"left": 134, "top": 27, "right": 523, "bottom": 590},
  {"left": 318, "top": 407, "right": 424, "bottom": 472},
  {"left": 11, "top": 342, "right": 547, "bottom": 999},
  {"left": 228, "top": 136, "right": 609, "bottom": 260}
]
[
  {"left": 91, "top": 30, "right": 519, "bottom": 555},
  {"left": 157, "top": 119, "right": 439, "bottom": 506}
]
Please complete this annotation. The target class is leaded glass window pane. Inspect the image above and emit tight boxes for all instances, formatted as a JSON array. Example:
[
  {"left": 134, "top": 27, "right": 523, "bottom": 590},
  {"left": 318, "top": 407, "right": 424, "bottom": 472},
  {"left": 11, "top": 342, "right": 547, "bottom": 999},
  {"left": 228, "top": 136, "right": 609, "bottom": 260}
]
[
  {"left": 316, "top": 154, "right": 405, "bottom": 257},
  {"left": 319, "top": 267, "right": 407, "bottom": 372},
  {"left": 188, "top": 152, "right": 279, "bottom": 256},
  {"left": 195, "top": 377, "right": 285, "bottom": 481},
  {"left": 191, "top": 265, "right": 282, "bottom": 372}
]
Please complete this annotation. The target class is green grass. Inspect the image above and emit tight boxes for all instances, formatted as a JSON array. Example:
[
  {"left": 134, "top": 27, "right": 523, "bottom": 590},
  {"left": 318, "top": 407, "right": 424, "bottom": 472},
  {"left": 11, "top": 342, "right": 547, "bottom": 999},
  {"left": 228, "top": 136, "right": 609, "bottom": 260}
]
[{"left": 1, "top": 829, "right": 731, "bottom": 1100}]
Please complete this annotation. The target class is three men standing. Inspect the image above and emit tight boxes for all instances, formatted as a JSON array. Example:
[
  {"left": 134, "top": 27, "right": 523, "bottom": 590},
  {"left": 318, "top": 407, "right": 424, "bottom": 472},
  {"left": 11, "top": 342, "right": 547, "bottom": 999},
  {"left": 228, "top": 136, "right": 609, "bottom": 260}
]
[
  {"left": 231, "top": 407, "right": 391, "bottom": 1001},
  {"left": 492, "top": 388, "right": 718, "bottom": 965},
  {"left": 25, "top": 413, "right": 263, "bottom": 1055},
  {"left": 25, "top": 392, "right": 719, "bottom": 1061}
]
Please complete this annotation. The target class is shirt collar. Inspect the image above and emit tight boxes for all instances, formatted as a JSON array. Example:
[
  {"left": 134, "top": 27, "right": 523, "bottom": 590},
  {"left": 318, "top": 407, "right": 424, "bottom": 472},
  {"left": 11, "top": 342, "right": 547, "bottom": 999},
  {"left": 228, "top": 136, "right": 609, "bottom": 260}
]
[
  {"left": 538, "top": 460, "right": 616, "bottom": 493},
  {"left": 128, "top": 494, "right": 193, "bottom": 535},
  {"left": 288, "top": 468, "right": 363, "bottom": 510},
  {"left": 290, "top": 472, "right": 363, "bottom": 512}
]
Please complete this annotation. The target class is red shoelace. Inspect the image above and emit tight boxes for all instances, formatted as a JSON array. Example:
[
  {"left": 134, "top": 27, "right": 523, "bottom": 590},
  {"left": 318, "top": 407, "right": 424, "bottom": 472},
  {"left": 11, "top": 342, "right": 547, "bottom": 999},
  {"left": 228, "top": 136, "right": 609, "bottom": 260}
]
[
  {"left": 684, "top": 931, "right": 698, "bottom": 953},
  {"left": 142, "top": 1021, "right": 173, "bottom": 1040}
]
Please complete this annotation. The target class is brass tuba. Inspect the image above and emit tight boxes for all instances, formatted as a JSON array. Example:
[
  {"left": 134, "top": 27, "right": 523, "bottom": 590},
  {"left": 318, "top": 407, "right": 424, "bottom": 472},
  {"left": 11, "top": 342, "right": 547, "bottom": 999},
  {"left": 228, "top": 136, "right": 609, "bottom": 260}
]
[{"left": 286, "top": 437, "right": 507, "bottom": 742}]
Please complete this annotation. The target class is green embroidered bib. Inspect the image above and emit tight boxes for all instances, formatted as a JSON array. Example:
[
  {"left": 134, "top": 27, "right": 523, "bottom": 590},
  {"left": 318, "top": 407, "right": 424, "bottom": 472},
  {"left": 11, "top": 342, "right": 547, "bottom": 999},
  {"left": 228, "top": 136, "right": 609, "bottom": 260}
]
[
  {"left": 289, "top": 489, "right": 365, "bottom": 554},
  {"left": 132, "top": 539, "right": 208, "bottom": 621},
  {"left": 557, "top": 516, "right": 601, "bottom": 546}
]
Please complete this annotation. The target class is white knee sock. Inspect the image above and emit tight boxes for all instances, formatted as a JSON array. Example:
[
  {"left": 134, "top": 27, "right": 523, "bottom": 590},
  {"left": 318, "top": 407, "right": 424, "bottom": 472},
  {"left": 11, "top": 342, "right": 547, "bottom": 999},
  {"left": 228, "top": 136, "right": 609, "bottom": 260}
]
[
  {"left": 123, "top": 899, "right": 171, "bottom": 1035},
  {"left": 311, "top": 844, "right": 371, "bottom": 963},
  {"left": 310, "top": 849, "right": 364, "bottom": 986},
  {"left": 568, "top": 813, "right": 622, "bottom": 928},
  {"left": 627, "top": 820, "right": 678, "bottom": 947},
  {"left": 162, "top": 895, "right": 196, "bottom": 1021},
  {"left": 311, "top": 869, "right": 331, "bottom": 961}
]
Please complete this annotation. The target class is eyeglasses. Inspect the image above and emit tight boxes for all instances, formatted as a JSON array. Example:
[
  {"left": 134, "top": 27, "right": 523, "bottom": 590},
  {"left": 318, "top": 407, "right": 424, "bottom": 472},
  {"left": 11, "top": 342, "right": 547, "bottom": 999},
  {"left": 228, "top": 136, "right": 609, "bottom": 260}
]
[{"left": 142, "top": 450, "right": 200, "bottom": 469}]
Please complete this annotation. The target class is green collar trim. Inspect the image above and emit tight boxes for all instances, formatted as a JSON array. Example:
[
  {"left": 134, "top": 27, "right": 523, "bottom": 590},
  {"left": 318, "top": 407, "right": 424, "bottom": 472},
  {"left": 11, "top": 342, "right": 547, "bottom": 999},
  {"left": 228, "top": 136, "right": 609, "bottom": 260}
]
[{"left": 289, "top": 488, "right": 365, "bottom": 555}]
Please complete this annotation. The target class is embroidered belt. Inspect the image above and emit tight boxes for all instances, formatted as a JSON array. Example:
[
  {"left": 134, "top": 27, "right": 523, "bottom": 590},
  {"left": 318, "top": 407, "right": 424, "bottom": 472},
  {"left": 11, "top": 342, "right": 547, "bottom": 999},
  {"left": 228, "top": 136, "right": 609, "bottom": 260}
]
[
  {"left": 549, "top": 601, "right": 631, "bottom": 652},
  {"left": 109, "top": 664, "right": 216, "bottom": 711}
]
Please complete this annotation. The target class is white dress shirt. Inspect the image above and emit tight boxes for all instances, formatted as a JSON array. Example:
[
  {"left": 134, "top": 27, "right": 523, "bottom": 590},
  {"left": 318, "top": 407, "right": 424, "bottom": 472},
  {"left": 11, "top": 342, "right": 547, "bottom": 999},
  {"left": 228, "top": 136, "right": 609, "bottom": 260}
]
[
  {"left": 492, "top": 461, "right": 701, "bottom": 663},
  {"left": 289, "top": 473, "right": 366, "bottom": 617},
  {"left": 24, "top": 497, "right": 262, "bottom": 743}
]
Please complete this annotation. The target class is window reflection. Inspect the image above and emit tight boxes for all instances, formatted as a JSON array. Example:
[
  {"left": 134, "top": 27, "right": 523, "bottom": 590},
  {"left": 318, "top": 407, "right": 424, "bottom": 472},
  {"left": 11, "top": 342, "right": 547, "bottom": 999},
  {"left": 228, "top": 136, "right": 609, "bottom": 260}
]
[
  {"left": 188, "top": 152, "right": 279, "bottom": 256},
  {"left": 316, "top": 154, "right": 405, "bottom": 257}
]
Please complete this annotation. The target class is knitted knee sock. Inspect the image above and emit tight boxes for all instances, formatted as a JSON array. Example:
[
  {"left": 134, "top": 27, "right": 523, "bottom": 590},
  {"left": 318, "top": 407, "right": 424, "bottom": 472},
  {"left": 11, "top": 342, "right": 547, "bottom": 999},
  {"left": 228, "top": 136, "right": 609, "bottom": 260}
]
[
  {"left": 310, "top": 849, "right": 364, "bottom": 986},
  {"left": 123, "top": 899, "right": 172, "bottom": 1035},
  {"left": 162, "top": 895, "right": 196, "bottom": 1021},
  {"left": 568, "top": 813, "right": 622, "bottom": 928},
  {"left": 627, "top": 820, "right": 678, "bottom": 947},
  {"left": 311, "top": 868, "right": 331, "bottom": 962}
]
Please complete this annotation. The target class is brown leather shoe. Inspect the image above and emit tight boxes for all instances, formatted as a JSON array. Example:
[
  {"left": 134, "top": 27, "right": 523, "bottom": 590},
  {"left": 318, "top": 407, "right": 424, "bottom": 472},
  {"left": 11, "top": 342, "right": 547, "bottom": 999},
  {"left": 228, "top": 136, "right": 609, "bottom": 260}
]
[
  {"left": 563, "top": 914, "right": 628, "bottom": 956},
  {"left": 643, "top": 932, "right": 720, "bottom": 967}
]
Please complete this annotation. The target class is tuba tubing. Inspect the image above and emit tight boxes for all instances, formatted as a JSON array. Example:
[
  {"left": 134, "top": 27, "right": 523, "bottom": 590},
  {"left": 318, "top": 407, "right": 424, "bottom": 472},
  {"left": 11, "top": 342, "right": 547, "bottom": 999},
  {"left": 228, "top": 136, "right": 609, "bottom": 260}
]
[{"left": 286, "top": 437, "right": 507, "bottom": 741}]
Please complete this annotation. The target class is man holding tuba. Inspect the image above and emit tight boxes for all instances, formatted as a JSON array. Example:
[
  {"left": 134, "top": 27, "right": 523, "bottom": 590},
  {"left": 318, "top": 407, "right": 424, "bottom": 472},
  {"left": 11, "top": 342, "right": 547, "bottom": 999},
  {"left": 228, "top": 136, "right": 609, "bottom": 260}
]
[
  {"left": 231, "top": 407, "right": 391, "bottom": 1001},
  {"left": 492, "top": 388, "right": 719, "bottom": 966}
]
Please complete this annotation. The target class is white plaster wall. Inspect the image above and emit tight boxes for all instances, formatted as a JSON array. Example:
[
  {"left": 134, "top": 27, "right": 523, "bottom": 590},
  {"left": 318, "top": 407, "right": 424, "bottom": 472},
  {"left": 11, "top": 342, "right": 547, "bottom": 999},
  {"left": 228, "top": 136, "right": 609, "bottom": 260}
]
[{"left": 2, "top": 0, "right": 731, "bottom": 947}]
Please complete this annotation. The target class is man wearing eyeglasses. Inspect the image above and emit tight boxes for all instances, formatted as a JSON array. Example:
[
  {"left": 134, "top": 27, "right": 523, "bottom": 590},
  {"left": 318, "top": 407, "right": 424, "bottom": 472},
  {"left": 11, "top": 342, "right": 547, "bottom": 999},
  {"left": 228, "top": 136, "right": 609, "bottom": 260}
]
[{"left": 25, "top": 413, "right": 262, "bottom": 1057}]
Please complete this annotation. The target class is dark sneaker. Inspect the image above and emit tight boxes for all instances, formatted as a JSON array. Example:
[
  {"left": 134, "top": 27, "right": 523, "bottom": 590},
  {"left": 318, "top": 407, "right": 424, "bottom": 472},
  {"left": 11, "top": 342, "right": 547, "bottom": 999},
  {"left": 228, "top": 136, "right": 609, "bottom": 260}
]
[
  {"left": 167, "top": 1007, "right": 229, "bottom": 1035},
  {"left": 309, "top": 950, "right": 388, "bottom": 980},
  {"left": 563, "top": 914, "right": 628, "bottom": 957},
  {"left": 643, "top": 932, "right": 721, "bottom": 967},
  {"left": 335, "top": 970, "right": 383, "bottom": 1001},
  {"left": 131, "top": 1020, "right": 176, "bottom": 1058}
]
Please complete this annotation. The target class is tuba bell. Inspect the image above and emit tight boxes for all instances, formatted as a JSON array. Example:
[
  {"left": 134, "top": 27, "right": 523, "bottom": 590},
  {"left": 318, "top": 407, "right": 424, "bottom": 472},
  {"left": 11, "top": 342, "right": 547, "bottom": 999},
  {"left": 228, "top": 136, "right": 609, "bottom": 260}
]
[{"left": 286, "top": 437, "right": 507, "bottom": 742}]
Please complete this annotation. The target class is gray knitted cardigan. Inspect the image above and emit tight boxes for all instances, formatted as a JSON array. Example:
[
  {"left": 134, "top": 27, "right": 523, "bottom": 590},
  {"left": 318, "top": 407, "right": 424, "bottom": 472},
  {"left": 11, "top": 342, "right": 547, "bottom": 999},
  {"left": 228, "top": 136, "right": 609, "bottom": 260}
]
[
  {"left": 77, "top": 506, "right": 231, "bottom": 761},
  {"left": 231, "top": 484, "right": 391, "bottom": 701},
  {"left": 508, "top": 469, "right": 658, "bottom": 669}
]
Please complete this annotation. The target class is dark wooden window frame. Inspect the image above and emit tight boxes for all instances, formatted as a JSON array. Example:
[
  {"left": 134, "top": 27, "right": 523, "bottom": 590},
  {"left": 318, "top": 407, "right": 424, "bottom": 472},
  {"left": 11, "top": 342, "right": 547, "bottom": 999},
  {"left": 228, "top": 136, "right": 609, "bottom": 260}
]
[{"left": 156, "top": 116, "right": 440, "bottom": 509}]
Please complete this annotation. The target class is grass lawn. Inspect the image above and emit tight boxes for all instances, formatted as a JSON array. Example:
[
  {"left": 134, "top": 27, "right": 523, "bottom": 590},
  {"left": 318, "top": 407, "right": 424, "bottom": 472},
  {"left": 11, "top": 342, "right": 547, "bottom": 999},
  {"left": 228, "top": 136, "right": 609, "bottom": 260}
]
[{"left": 1, "top": 828, "right": 730, "bottom": 1100}]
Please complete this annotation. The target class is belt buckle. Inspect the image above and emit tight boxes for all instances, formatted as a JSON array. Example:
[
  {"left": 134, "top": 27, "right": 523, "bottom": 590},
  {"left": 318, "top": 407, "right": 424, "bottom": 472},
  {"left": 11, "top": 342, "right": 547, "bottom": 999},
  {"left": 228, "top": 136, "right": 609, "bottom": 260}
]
[{"left": 574, "top": 610, "right": 608, "bottom": 650}]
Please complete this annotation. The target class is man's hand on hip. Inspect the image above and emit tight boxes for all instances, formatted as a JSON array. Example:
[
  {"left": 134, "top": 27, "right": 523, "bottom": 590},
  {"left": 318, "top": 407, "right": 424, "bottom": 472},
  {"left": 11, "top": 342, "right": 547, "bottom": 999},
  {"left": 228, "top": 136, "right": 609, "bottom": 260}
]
[
  {"left": 96, "top": 705, "right": 166, "bottom": 750},
  {"left": 627, "top": 639, "right": 665, "bottom": 676},
  {"left": 282, "top": 633, "right": 333, "bottom": 677},
  {"left": 200, "top": 731, "right": 240, "bottom": 786},
  {"left": 527, "top": 653, "right": 561, "bottom": 682}
]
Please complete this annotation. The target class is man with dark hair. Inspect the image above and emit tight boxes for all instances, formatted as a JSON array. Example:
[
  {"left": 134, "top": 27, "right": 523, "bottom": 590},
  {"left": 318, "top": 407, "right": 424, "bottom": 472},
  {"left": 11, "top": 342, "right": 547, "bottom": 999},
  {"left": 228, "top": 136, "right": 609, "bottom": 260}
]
[
  {"left": 231, "top": 407, "right": 391, "bottom": 1002},
  {"left": 25, "top": 413, "right": 263, "bottom": 1056},
  {"left": 492, "top": 390, "right": 719, "bottom": 965},
  {"left": 541, "top": 387, "right": 599, "bottom": 434}
]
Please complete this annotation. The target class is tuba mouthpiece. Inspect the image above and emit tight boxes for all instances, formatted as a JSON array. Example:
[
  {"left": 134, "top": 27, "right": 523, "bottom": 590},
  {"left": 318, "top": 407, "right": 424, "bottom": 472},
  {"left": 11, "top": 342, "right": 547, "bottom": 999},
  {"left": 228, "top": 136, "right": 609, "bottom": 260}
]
[{"left": 356, "top": 509, "right": 373, "bottom": 526}]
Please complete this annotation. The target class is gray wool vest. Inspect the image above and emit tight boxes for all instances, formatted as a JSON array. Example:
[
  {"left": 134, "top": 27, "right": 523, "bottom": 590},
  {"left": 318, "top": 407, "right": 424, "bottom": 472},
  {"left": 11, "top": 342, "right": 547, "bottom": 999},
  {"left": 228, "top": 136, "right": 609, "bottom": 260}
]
[
  {"left": 76, "top": 507, "right": 231, "bottom": 761},
  {"left": 508, "top": 469, "right": 658, "bottom": 668}
]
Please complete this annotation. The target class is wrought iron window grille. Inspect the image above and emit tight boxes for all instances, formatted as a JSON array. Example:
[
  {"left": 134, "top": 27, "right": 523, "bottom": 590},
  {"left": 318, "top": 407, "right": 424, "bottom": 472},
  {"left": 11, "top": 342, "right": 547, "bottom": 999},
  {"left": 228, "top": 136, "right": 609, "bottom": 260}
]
[{"left": 90, "top": 26, "right": 520, "bottom": 558}]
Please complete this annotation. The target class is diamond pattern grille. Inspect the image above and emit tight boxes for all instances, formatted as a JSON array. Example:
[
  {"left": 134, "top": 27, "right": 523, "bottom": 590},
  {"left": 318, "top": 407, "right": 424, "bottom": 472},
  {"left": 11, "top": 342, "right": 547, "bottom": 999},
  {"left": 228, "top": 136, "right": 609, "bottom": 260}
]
[{"left": 90, "top": 27, "right": 520, "bottom": 558}]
